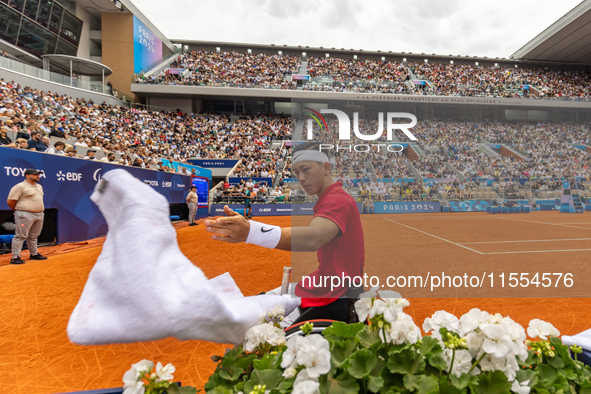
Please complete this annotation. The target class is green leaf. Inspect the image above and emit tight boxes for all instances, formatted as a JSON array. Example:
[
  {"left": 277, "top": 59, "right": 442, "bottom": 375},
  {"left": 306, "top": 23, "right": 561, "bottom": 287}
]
[
  {"left": 387, "top": 350, "right": 426, "bottom": 375},
  {"left": 234, "top": 354, "right": 257, "bottom": 371},
  {"left": 368, "top": 375, "right": 385, "bottom": 393},
  {"left": 357, "top": 326, "right": 382, "bottom": 349},
  {"left": 348, "top": 349, "right": 378, "bottom": 379},
  {"left": 323, "top": 322, "right": 365, "bottom": 341},
  {"left": 428, "top": 354, "right": 448, "bottom": 371},
  {"left": 322, "top": 373, "right": 360, "bottom": 394},
  {"left": 208, "top": 387, "right": 233, "bottom": 394},
  {"left": 438, "top": 377, "right": 463, "bottom": 394},
  {"left": 547, "top": 354, "right": 565, "bottom": 369},
  {"left": 332, "top": 340, "right": 356, "bottom": 368},
  {"left": 474, "top": 370, "right": 512, "bottom": 394},
  {"left": 219, "top": 366, "right": 243, "bottom": 381},
  {"left": 521, "top": 350, "right": 542, "bottom": 367},
  {"left": 178, "top": 387, "right": 199, "bottom": 394},
  {"left": 244, "top": 369, "right": 283, "bottom": 393},
  {"left": 450, "top": 374, "right": 478, "bottom": 391},
  {"left": 404, "top": 374, "right": 439, "bottom": 394},
  {"left": 420, "top": 336, "right": 443, "bottom": 358},
  {"left": 254, "top": 353, "right": 280, "bottom": 370}
]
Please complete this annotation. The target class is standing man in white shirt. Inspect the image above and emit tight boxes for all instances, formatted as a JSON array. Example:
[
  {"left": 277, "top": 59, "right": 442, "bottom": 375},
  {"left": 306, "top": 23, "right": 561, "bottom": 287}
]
[{"left": 6, "top": 169, "right": 48, "bottom": 264}]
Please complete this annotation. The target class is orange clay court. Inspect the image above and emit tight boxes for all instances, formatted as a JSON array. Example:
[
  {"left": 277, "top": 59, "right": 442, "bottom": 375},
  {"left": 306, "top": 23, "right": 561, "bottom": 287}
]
[{"left": 1, "top": 212, "right": 591, "bottom": 394}]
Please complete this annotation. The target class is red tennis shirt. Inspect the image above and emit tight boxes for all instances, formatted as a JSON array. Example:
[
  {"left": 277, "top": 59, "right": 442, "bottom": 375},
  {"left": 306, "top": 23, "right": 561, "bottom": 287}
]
[{"left": 295, "top": 182, "right": 365, "bottom": 308}]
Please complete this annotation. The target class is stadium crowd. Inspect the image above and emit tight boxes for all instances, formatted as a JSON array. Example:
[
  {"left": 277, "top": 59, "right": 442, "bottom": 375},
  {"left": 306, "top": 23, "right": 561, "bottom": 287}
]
[{"left": 136, "top": 50, "right": 300, "bottom": 89}]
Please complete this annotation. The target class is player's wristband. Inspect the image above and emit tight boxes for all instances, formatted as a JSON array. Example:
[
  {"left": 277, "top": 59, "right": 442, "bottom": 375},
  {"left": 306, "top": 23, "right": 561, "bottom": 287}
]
[{"left": 246, "top": 220, "right": 281, "bottom": 249}]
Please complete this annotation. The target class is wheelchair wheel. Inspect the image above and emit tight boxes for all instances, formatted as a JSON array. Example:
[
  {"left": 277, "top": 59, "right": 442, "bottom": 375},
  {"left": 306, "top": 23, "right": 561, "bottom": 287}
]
[{"left": 283, "top": 319, "right": 337, "bottom": 339}]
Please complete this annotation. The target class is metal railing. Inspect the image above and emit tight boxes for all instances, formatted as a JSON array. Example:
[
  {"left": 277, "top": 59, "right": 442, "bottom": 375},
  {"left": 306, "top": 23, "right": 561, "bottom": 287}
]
[{"left": 0, "top": 56, "right": 112, "bottom": 95}]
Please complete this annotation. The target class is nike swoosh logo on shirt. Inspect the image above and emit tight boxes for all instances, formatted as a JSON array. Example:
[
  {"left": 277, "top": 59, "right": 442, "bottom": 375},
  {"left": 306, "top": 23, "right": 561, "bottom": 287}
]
[{"left": 261, "top": 227, "right": 274, "bottom": 233}]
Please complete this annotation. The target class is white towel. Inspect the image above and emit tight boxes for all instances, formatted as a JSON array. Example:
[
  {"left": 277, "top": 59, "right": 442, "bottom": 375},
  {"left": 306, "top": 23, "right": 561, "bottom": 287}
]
[
  {"left": 67, "top": 169, "right": 300, "bottom": 346},
  {"left": 562, "top": 328, "right": 591, "bottom": 351}
]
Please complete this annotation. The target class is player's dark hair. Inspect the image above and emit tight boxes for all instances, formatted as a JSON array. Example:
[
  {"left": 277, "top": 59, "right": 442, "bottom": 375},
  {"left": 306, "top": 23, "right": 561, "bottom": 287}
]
[{"left": 292, "top": 140, "right": 321, "bottom": 154}]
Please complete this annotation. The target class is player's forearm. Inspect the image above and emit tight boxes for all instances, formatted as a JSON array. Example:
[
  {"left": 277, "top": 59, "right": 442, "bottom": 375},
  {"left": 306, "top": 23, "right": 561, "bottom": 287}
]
[{"left": 275, "top": 227, "right": 322, "bottom": 252}]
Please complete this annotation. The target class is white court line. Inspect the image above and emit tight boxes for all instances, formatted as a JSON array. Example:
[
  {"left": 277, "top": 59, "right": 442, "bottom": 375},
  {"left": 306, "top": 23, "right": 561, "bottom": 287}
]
[
  {"left": 382, "top": 217, "right": 485, "bottom": 254},
  {"left": 496, "top": 216, "right": 591, "bottom": 230},
  {"left": 486, "top": 249, "right": 591, "bottom": 255},
  {"left": 461, "top": 238, "right": 591, "bottom": 245}
]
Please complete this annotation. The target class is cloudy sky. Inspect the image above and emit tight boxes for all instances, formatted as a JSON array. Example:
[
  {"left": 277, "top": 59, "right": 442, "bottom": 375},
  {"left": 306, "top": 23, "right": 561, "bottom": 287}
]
[{"left": 136, "top": 0, "right": 583, "bottom": 58}]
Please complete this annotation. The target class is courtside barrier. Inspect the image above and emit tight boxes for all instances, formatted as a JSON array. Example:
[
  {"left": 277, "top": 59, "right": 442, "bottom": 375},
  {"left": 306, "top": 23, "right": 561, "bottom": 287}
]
[{"left": 0, "top": 148, "right": 198, "bottom": 244}]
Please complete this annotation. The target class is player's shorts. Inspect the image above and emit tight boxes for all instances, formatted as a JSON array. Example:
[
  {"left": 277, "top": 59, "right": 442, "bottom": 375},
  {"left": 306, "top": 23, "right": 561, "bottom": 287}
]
[{"left": 244, "top": 199, "right": 251, "bottom": 208}]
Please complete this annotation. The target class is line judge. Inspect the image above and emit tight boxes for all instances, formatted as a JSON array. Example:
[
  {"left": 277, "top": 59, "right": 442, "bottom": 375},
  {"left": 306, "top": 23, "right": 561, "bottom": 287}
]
[
  {"left": 7, "top": 168, "right": 48, "bottom": 264},
  {"left": 205, "top": 141, "right": 365, "bottom": 324}
]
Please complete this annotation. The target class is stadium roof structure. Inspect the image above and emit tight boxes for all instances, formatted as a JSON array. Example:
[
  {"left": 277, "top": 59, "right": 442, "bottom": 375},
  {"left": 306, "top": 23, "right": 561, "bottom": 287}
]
[{"left": 511, "top": 0, "right": 591, "bottom": 64}]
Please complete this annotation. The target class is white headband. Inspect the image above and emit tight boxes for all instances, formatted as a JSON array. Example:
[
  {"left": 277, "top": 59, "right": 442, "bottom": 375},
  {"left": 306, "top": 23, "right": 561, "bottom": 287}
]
[{"left": 293, "top": 150, "right": 329, "bottom": 164}]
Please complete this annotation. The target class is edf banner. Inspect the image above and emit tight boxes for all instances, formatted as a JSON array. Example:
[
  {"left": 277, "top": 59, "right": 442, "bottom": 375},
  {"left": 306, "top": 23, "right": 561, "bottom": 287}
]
[
  {"left": 373, "top": 201, "right": 441, "bottom": 213},
  {"left": 0, "top": 148, "right": 191, "bottom": 244}
]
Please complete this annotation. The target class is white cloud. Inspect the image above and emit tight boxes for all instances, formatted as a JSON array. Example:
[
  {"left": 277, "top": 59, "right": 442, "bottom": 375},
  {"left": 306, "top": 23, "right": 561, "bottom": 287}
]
[{"left": 137, "top": 0, "right": 583, "bottom": 58}]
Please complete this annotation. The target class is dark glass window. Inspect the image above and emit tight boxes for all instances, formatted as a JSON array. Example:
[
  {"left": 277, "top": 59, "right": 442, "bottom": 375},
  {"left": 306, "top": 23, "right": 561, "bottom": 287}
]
[
  {"left": 0, "top": 3, "right": 21, "bottom": 44},
  {"left": 36, "top": 0, "right": 52, "bottom": 27},
  {"left": 48, "top": 1, "right": 61, "bottom": 34},
  {"left": 56, "top": 37, "right": 76, "bottom": 56},
  {"left": 23, "top": 0, "right": 39, "bottom": 20},
  {"left": 59, "top": 10, "right": 81, "bottom": 44},
  {"left": 17, "top": 17, "right": 57, "bottom": 56}
]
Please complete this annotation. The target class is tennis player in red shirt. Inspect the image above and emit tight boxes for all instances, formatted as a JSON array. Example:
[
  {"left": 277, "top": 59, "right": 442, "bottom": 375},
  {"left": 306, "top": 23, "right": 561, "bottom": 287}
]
[{"left": 204, "top": 141, "right": 365, "bottom": 324}]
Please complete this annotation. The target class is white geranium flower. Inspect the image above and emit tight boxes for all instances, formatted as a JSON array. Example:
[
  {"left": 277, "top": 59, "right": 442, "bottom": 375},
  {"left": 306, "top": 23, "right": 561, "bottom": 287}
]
[
  {"left": 527, "top": 319, "right": 560, "bottom": 340},
  {"left": 381, "top": 312, "right": 421, "bottom": 345},
  {"left": 123, "top": 381, "right": 145, "bottom": 394},
  {"left": 481, "top": 324, "right": 514, "bottom": 359},
  {"left": 268, "top": 305, "right": 286, "bottom": 318},
  {"left": 459, "top": 308, "right": 489, "bottom": 334},
  {"left": 354, "top": 298, "right": 386, "bottom": 322},
  {"left": 359, "top": 286, "right": 380, "bottom": 299},
  {"left": 486, "top": 313, "right": 504, "bottom": 324},
  {"left": 243, "top": 322, "right": 286, "bottom": 352},
  {"left": 296, "top": 335, "right": 331, "bottom": 378},
  {"left": 281, "top": 336, "right": 300, "bottom": 368},
  {"left": 355, "top": 298, "right": 373, "bottom": 322},
  {"left": 381, "top": 296, "right": 409, "bottom": 323},
  {"left": 423, "top": 311, "right": 460, "bottom": 339},
  {"left": 283, "top": 367, "right": 297, "bottom": 379},
  {"left": 123, "top": 359, "right": 153, "bottom": 389},
  {"left": 293, "top": 370, "right": 320, "bottom": 394},
  {"left": 155, "top": 362, "right": 175, "bottom": 382},
  {"left": 293, "top": 380, "right": 320, "bottom": 394},
  {"left": 511, "top": 380, "right": 531, "bottom": 394},
  {"left": 444, "top": 349, "right": 473, "bottom": 377},
  {"left": 465, "top": 331, "right": 487, "bottom": 358}
]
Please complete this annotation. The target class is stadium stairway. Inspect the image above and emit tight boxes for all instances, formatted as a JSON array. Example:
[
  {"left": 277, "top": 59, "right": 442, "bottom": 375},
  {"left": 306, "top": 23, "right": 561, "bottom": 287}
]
[
  {"left": 292, "top": 120, "right": 305, "bottom": 141},
  {"left": 299, "top": 60, "right": 308, "bottom": 75},
  {"left": 406, "top": 160, "right": 423, "bottom": 181},
  {"left": 501, "top": 143, "right": 527, "bottom": 160},
  {"left": 364, "top": 161, "right": 379, "bottom": 181},
  {"left": 479, "top": 142, "right": 501, "bottom": 159},
  {"left": 446, "top": 163, "right": 467, "bottom": 181},
  {"left": 410, "top": 142, "right": 425, "bottom": 157}
]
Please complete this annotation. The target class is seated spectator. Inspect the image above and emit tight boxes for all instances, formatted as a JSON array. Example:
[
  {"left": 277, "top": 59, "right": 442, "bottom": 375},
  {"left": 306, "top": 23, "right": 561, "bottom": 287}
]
[
  {"left": 15, "top": 138, "right": 28, "bottom": 149},
  {"left": 0, "top": 126, "right": 12, "bottom": 145},
  {"left": 64, "top": 146, "right": 77, "bottom": 157},
  {"left": 102, "top": 153, "right": 118, "bottom": 163},
  {"left": 45, "top": 141, "right": 66, "bottom": 155},
  {"left": 27, "top": 131, "right": 46, "bottom": 152},
  {"left": 84, "top": 150, "right": 97, "bottom": 160},
  {"left": 273, "top": 186, "right": 285, "bottom": 202}
]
